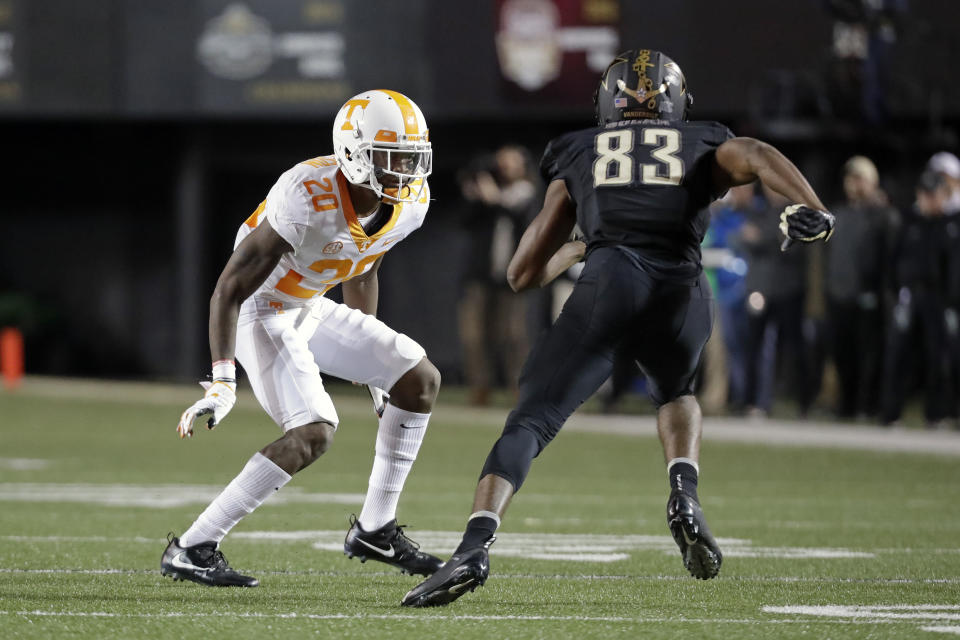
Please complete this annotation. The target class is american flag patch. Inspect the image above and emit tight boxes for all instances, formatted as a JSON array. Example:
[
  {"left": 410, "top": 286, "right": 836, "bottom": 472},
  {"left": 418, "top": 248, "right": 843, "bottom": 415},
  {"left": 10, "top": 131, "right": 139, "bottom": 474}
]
[{"left": 614, "top": 97, "right": 628, "bottom": 108}]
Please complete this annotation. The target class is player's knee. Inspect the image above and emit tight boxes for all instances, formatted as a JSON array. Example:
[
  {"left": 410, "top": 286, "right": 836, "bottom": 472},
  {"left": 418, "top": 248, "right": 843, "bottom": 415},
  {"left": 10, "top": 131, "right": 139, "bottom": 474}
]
[
  {"left": 480, "top": 424, "right": 542, "bottom": 491},
  {"left": 288, "top": 422, "right": 335, "bottom": 467},
  {"left": 390, "top": 358, "right": 441, "bottom": 412},
  {"left": 656, "top": 392, "right": 699, "bottom": 412},
  {"left": 505, "top": 406, "right": 562, "bottom": 450},
  {"left": 416, "top": 358, "right": 442, "bottom": 401}
]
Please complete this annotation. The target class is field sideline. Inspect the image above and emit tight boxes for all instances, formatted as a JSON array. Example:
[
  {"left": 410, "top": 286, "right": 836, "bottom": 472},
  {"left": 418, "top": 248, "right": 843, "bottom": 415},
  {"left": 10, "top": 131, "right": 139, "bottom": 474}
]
[{"left": 1, "top": 377, "right": 959, "bottom": 639}]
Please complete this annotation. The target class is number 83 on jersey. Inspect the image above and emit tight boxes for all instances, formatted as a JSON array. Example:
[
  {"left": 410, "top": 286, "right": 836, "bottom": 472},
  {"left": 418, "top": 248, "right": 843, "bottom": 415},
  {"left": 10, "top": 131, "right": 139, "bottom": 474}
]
[{"left": 593, "top": 128, "right": 683, "bottom": 188}]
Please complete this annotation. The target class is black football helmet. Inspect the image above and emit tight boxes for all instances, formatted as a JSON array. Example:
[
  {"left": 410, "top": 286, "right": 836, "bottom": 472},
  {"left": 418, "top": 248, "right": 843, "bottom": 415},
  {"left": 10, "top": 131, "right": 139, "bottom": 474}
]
[{"left": 594, "top": 49, "right": 693, "bottom": 125}]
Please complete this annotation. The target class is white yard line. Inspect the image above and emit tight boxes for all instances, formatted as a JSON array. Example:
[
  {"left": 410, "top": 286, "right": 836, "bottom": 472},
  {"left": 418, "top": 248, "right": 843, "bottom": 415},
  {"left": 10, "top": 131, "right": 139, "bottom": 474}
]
[
  {"left": 0, "top": 458, "right": 50, "bottom": 471},
  {"left": 2, "top": 567, "right": 959, "bottom": 584},
  {"left": 0, "top": 483, "right": 364, "bottom": 508}
]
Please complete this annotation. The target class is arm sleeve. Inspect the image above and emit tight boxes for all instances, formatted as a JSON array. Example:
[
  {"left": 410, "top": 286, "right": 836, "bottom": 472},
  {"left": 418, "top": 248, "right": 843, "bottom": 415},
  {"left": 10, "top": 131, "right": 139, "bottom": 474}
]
[
  {"left": 539, "top": 136, "right": 568, "bottom": 184},
  {"left": 264, "top": 171, "right": 309, "bottom": 254},
  {"left": 697, "top": 123, "right": 737, "bottom": 200}
]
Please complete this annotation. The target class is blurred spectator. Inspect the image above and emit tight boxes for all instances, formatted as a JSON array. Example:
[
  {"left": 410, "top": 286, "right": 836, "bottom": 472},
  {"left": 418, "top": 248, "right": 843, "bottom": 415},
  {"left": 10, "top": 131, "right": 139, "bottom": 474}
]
[
  {"left": 880, "top": 171, "right": 952, "bottom": 427},
  {"left": 457, "top": 145, "right": 539, "bottom": 405},
  {"left": 927, "top": 152, "right": 960, "bottom": 215},
  {"left": 937, "top": 155, "right": 960, "bottom": 424},
  {"left": 823, "top": 156, "right": 899, "bottom": 418},
  {"left": 700, "top": 184, "right": 753, "bottom": 412},
  {"left": 732, "top": 185, "right": 814, "bottom": 417},
  {"left": 825, "top": 0, "right": 908, "bottom": 124}
]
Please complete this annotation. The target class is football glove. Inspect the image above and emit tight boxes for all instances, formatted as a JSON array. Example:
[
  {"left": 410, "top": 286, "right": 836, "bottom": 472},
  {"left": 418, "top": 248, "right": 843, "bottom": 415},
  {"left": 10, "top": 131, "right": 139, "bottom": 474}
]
[
  {"left": 177, "top": 368, "right": 237, "bottom": 439},
  {"left": 778, "top": 204, "right": 836, "bottom": 251},
  {"left": 367, "top": 384, "right": 390, "bottom": 418}
]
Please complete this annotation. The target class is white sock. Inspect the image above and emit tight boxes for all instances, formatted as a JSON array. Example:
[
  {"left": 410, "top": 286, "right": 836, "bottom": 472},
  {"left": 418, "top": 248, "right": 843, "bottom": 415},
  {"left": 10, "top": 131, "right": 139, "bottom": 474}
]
[
  {"left": 179, "top": 452, "right": 292, "bottom": 547},
  {"left": 667, "top": 457, "right": 700, "bottom": 474},
  {"left": 358, "top": 404, "right": 430, "bottom": 531}
]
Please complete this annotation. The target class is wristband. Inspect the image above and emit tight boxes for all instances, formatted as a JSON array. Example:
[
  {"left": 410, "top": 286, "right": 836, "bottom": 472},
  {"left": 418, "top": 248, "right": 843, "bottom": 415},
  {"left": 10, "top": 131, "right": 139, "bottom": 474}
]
[{"left": 212, "top": 360, "right": 236, "bottom": 382}]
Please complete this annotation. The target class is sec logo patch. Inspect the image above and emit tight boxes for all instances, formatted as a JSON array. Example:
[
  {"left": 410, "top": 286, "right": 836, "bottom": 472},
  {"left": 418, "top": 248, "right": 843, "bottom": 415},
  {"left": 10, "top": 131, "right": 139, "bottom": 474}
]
[{"left": 322, "top": 241, "right": 343, "bottom": 255}]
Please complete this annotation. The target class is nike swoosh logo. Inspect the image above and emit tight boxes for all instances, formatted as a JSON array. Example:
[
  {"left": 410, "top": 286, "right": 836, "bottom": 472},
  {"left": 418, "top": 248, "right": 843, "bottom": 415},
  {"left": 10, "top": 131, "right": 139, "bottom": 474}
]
[
  {"left": 681, "top": 529, "right": 698, "bottom": 546},
  {"left": 355, "top": 538, "right": 395, "bottom": 558},
  {"left": 399, "top": 423, "right": 424, "bottom": 429},
  {"left": 170, "top": 553, "right": 210, "bottom": 573},
  {"left": 448, "top": 578, "right": 475, "bottom": 595}
]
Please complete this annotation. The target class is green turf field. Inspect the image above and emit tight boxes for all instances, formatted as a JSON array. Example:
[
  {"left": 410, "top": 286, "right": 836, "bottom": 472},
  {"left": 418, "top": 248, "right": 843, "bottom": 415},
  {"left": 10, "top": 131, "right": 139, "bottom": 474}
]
[{"left": 1, "top": 378, "right": 959, "bottom": 639}]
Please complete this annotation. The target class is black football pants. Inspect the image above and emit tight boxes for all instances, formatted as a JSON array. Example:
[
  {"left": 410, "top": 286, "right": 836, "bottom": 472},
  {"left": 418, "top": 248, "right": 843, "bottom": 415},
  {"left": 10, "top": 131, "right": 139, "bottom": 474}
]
[{"left": 481, "top": 246, "right": 715, "bottom": 490}]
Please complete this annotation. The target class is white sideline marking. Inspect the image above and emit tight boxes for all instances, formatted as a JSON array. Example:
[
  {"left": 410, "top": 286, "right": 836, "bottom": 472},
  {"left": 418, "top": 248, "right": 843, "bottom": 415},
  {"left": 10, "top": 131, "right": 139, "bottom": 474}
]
[
  {"left": 0, "top": 530, "right": 876, "bottom": 563},
  {"left": 15, "top": 376, "right": 960, "bottom": 456},
  {"left": 1, "top": 569, "right": 136, "bottom": 574},
  {"left": 0, "top": 458, "right": 49, "bottom": 471},
  {"left": 763, "top": 605, "right": 960, "bottom": 637},
  {"left": 562, "top": 414, "right": 960, "bottom": 457},
  {"left": 764, "top": 605, "right": 960, "bottom": 621},
  {"left": 0, "top": 536, "right": 160, "bottom": 543},
  {"left": 0, "top": 610, "right": 891, "bottom": 624},
  {"left": 724, "top": 547, "right": 874, "bottom": 559},
  {"left": 0, "top": 484, "right": 363, "bottom": 508},
  {"left": 233, "top": 529, "right": 873, "bottom": 562}
]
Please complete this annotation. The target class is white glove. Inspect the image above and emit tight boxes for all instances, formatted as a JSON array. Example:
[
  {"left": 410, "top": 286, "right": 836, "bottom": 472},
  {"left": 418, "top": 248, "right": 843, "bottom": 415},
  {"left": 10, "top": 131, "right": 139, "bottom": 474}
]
[
  {"left": 177, "top": 361, "right": 237, "bottom": 439},
  {"left": 367, "top": 384, "right": 390, "bottom": 418}
]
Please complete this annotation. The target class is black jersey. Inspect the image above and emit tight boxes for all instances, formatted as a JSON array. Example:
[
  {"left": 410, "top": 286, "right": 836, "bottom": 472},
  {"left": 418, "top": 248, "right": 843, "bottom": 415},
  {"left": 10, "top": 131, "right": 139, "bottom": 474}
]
[{"left": 541, "top": 119, "right": 734, "bottom": 283}]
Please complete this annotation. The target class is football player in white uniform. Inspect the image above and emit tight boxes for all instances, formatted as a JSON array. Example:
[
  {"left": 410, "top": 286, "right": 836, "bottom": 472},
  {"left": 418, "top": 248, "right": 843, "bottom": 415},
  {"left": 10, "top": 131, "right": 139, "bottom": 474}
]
[{"left": 161, "top": 90, "right": 444, "bottom": 587}]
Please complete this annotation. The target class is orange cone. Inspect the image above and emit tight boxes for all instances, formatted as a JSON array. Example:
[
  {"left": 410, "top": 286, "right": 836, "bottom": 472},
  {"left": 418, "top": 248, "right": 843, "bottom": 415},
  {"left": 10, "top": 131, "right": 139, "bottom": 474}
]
[{"left": 1, "top": 327, "right": 24, "bottom": 389}]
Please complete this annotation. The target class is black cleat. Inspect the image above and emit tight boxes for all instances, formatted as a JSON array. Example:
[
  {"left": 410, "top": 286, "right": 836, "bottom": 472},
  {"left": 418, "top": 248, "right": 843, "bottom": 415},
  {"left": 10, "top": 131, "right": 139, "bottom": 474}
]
[
  {"left": 401, "top": 536, "right": 494, "bottom": 607},
  {"left": 160, "top": 533, "right": 259, "bottom": 587},
  {"left": 667, "top": 491, "right": 722, "bottom": 580},
  {"left": 343, "top": 515, "right": 444, "bottom": 577}
]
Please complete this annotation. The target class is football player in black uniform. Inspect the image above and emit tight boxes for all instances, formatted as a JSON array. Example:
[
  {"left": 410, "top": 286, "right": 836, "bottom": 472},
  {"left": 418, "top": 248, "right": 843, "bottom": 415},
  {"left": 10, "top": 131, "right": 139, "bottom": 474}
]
[{"left": 402, "top": 49, "right": 835, "bottom": 607}]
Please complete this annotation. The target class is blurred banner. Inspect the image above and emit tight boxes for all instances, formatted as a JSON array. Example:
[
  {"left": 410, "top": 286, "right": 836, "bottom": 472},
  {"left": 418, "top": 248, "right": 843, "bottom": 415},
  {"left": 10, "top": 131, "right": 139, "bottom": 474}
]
[
  {"left": 0, "top": 0, "right": 957, "bottom": 119},
  {"left": 495, "top": 0, "right": 618, "bottom": 105},
  {"left": 0, "top": 0, "right": 17, "bottom": 108},
  {"left": 125, "top": 0, "right": 426, "bottom": 116},
  {"left": 194, "top": 1, "right": 349, "bottom": 112},
  {"left": 195, "top": 0, "right": 351, "bottom": 112},
  {"left": 1, "top": 0, "right": 115, "bottom": 114}
]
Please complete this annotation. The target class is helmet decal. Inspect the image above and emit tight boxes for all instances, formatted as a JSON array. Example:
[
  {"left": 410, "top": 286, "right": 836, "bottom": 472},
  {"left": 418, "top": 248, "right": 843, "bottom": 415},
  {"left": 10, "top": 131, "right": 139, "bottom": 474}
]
[
  {"left": 339, "top": 99, "right": 370, "bottom": 132},
  {"left": 377, "top": 89, "right": 420, "bottom": 136},
  {"left": 331, "top": 90, "right": 432, "bottom": 204},
  {"left": 594, "top": 49, "right": 692, "bottom": 125}
]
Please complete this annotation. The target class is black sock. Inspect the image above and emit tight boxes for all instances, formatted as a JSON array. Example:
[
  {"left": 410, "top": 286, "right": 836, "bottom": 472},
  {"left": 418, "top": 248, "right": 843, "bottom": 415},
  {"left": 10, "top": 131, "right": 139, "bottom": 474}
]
[
  {"left": 668, "top": 461, "right": 699, "bottom": 502},
  {"left": 455, "top": 515, "right": 498, "bottom": 555}
]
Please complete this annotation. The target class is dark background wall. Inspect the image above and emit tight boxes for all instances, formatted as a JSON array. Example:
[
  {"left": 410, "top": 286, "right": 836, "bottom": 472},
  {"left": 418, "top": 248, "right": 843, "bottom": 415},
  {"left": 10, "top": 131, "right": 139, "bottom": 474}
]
[{"left": 0, "top": 0, "right": 957, "bottom": 381}]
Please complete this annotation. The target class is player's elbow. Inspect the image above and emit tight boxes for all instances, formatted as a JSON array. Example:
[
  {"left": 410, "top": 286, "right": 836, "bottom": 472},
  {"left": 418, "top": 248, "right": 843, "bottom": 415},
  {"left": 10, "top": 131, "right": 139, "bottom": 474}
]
[
  {"left": 506, "top": 271, "right": 525, "bottom": 293},
  {"left": 506, "top": 264, "right": 533, "bottom": 292}
]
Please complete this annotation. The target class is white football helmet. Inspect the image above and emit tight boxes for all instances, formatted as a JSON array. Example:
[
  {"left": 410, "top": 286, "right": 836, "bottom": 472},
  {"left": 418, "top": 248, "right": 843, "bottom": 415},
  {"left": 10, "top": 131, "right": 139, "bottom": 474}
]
[{"left": 332, "top": 90, "right": 432, "bottom": 203}]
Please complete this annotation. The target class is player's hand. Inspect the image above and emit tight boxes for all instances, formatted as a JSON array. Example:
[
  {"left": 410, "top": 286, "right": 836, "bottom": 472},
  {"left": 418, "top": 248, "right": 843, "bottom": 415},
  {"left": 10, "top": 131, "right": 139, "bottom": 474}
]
[
  {"left": 779, "top": 204, "right": 835, "bottom": 251},
  {"left": 177, "top": 379, "right": 237, "bottom": 439},
  {"left": 367, "top": 385, "right": 390, "bottom": 418}
]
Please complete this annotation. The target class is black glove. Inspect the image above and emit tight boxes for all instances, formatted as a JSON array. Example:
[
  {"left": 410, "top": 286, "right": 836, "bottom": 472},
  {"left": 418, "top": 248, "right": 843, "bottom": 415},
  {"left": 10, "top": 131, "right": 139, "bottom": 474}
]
[{"left": 778, "top": 204, "right": 836, "bottom": 251}]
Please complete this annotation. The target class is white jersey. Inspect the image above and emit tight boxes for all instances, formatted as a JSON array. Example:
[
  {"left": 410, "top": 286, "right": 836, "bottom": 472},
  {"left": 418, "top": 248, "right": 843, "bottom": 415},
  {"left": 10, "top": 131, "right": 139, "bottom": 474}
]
[{"left": 236, "top": 155, "right": 429, "bottom": 310}]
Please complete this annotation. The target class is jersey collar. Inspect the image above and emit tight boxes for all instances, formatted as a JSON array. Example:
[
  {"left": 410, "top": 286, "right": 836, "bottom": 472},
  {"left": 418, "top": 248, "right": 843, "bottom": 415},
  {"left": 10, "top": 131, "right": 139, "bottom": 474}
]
[{"left": 336, "top": 171, "right": 402, "bottom": 253}]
